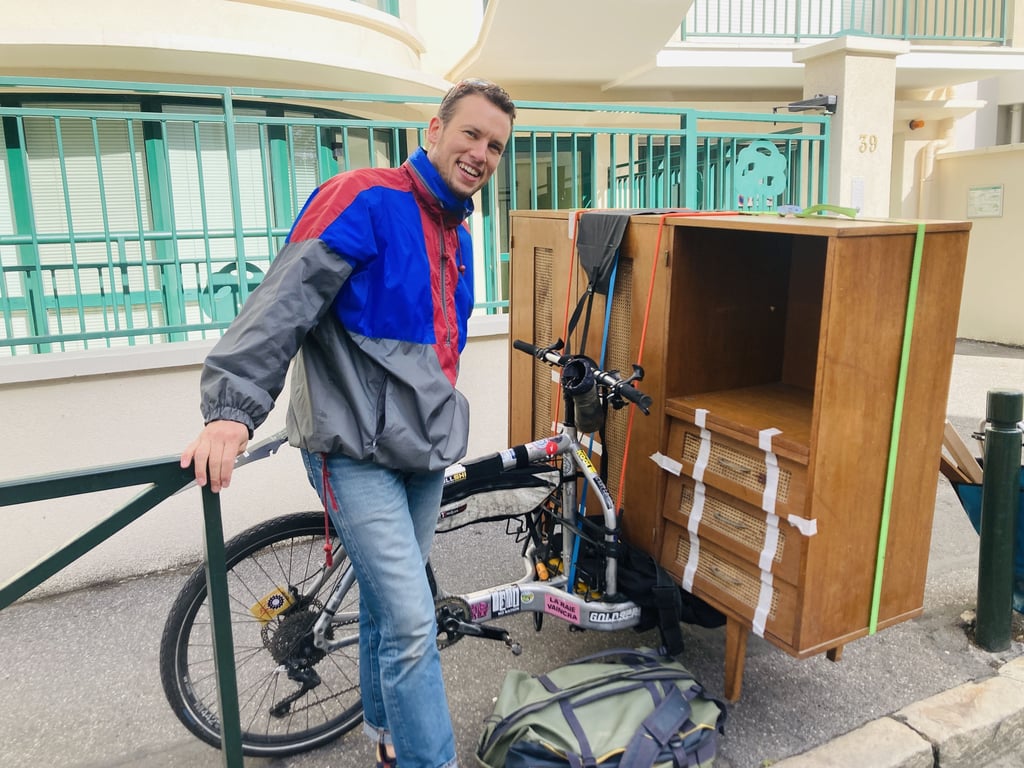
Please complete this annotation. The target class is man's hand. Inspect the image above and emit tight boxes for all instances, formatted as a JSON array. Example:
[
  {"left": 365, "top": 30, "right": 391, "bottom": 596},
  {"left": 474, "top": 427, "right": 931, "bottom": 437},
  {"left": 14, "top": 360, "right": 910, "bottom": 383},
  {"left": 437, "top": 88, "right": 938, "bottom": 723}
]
[{"left": 181, "top": 420, "right": 250, "bottom": 493}]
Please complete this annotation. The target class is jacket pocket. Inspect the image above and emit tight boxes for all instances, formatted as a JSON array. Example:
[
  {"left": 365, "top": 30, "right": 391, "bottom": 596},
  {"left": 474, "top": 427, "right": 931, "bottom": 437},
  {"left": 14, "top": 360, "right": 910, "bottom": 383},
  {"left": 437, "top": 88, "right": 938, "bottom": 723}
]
[{"left": 371, "top": 373, "right": 391, "bottom": 450}]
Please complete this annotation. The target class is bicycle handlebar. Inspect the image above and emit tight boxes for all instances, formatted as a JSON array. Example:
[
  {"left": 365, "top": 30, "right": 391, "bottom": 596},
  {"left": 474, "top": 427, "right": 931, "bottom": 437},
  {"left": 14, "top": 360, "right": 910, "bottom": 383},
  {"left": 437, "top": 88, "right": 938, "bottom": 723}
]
[{"left": 513, "top": 338, "right": 653, "bottom": 415}]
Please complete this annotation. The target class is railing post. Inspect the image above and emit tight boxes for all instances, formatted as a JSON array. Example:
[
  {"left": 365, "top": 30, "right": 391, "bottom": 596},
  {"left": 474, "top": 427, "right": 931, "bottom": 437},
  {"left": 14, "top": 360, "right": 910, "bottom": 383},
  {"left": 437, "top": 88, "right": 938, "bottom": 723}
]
[
  {"left": 975, "top": 388, "right": 1024, "bottom": 651},
  {"left": 201, "top": 486, "right": 245, "bottom": 768}
]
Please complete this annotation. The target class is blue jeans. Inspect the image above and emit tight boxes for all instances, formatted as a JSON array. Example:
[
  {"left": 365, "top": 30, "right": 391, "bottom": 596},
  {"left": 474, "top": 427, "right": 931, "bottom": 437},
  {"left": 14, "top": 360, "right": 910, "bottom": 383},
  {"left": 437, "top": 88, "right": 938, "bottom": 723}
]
[{"left": 301, "top": 450, "right": 456, "bottom": 768}]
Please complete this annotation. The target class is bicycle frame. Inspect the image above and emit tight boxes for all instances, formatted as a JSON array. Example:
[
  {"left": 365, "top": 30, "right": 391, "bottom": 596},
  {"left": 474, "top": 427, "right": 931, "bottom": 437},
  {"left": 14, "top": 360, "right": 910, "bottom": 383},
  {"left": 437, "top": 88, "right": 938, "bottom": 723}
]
[
  {"left": 235, "top": 337, "right": 651, "bottom": 654},
  {"left": 433, "top": 428, "right": 642, "bottom": 635}
]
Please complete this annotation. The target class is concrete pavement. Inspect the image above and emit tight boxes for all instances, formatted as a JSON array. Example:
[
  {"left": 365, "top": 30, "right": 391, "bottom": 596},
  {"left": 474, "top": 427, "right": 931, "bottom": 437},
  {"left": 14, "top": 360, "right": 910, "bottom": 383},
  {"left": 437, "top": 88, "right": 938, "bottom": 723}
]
[{"left": 0, "top": 340, "right": 1022, "bottom": 767}]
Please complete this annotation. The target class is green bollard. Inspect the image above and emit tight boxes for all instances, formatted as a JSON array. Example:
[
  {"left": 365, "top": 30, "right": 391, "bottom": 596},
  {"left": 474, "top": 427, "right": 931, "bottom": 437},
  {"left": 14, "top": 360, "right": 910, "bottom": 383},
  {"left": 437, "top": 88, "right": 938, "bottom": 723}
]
[{"left": 975, "top": 389, "right": 1024, "bottom": 652}]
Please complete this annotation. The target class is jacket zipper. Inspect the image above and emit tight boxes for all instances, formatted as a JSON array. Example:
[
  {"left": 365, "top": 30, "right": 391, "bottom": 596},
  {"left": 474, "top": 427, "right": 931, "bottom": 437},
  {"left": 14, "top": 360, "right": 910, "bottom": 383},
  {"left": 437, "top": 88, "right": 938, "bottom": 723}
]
[{"left": 439, "top": 229, "right": 453, "bottom": 347}]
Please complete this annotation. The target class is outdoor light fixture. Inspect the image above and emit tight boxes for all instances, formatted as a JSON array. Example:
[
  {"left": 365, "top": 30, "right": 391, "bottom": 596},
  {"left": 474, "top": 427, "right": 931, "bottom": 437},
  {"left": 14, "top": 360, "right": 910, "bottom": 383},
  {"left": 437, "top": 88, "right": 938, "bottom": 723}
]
[{"left": 781, "top": 94, "right": 838, "bottom": 115}]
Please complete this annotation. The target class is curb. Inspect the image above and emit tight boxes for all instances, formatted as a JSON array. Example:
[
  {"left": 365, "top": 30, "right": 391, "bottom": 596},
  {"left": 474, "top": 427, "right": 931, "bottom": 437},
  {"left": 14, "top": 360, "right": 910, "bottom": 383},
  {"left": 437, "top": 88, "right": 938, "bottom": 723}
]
[{"left": 770, "top": 657, "right": 1024, "bottom": 767}]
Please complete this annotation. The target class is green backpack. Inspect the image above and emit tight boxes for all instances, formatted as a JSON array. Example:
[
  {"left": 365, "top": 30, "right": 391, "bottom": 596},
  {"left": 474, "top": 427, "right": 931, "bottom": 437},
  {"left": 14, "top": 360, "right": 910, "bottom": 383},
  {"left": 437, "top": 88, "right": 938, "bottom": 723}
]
[{"left": 476, "top": 648, "right": 726, "bottom": 768}]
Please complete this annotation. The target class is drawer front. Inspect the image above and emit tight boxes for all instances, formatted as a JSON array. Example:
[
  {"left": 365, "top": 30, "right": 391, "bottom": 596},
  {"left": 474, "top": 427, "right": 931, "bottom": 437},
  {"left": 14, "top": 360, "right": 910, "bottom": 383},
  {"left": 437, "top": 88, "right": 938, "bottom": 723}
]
[
  {"left": 660, "top": 521, "right": 797, "bottom": 646},
  {"left": 663, "top": 475, "right": 804, "bottom": 586},
  {"left": 666, "top": 419, "right": 808, "bottom": 515}
]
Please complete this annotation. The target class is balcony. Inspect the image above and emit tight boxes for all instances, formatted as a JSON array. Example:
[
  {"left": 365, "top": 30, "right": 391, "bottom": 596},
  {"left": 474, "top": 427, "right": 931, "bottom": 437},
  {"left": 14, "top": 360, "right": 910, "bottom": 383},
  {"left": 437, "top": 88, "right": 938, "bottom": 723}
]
[{"left": 452, "top": 0, "right": 1024, "bottom": 102}]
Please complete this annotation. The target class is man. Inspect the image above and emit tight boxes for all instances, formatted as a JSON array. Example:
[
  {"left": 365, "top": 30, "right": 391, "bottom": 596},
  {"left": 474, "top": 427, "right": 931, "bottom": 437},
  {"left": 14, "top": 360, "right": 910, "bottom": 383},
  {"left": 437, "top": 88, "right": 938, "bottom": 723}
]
[{"left": 181, "top": 79, "right": 516, "bottom": 768}]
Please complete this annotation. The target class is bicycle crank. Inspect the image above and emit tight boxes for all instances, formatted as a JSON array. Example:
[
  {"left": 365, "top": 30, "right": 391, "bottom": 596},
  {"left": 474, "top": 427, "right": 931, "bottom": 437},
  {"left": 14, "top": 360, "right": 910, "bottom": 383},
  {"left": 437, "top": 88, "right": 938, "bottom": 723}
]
[{"left": 434, "top": 596, "right": 522, "bottom": 655}]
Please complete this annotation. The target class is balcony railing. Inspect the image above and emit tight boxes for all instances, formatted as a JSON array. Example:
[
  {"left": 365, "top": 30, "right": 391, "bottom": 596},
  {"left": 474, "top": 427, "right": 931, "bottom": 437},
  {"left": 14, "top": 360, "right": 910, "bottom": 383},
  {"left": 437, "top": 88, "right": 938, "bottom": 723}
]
[
  {"left": 681, "top": 0, "right": 1008, "bottom": 43},
  {"left": 0, "top": 77, "right": 830, "bottom": 356}
]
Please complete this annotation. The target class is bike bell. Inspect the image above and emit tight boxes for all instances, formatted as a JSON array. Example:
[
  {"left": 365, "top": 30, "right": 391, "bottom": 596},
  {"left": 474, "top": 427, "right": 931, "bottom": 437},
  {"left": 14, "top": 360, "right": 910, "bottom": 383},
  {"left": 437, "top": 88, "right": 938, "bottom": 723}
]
[{"left": 562, "top": 357, "right": 604, "bottom": 434}]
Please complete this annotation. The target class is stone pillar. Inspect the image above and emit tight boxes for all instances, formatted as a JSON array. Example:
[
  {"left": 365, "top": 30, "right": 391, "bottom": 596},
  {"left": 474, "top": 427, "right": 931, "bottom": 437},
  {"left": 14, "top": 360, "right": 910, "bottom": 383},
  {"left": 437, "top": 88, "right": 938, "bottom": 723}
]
[{"left": 793, "top": 37, "right": 908, "bottom": 218}]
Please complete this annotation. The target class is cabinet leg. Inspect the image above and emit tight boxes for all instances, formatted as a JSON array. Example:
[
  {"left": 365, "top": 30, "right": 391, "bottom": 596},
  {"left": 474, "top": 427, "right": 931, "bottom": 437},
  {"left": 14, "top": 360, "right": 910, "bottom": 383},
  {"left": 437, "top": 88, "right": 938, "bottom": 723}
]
[
  {"left": 724, "top": 618, "right": 748, "bottom": 701},
  {"left": 826, "top": 645, "right": 844, "bottom": 663}
]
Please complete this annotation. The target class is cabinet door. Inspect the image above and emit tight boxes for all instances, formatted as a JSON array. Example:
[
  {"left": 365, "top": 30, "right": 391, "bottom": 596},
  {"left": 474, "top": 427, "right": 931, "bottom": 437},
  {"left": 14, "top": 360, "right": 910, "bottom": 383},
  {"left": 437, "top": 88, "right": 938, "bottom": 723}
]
[{"left": 508, "top": 214, "right": 576, "bottom": 446}]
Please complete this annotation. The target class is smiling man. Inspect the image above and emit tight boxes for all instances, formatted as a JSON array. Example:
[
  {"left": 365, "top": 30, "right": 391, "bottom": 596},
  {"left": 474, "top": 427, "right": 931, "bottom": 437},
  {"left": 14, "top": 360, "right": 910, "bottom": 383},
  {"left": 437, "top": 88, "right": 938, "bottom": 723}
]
[{"left": 181, "top": 79, "right": 516, "bottom": 768}]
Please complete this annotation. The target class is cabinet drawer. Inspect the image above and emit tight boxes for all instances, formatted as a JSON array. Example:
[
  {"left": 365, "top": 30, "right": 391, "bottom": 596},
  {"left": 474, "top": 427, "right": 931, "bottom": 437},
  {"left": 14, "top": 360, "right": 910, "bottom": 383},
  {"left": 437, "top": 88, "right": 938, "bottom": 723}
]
[
  {"left": 666, "top": 419, "right": 808, "bottom": 515},
  {"left": 663, "top": 475, "right": 804, "bottom": 585},
  {"left": 660, "top": 521, "right": 797, "bottom": 646}
]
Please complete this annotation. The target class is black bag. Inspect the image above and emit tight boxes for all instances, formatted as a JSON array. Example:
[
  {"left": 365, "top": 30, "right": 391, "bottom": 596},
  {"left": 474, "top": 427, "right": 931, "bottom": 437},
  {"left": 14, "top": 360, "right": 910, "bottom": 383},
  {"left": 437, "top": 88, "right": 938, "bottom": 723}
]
[
  {"left": 476, "top": 648, "right": 726, "bottom": 768},
  {"left": 565, "top": 517, "right": 726, "bottom": 656}
]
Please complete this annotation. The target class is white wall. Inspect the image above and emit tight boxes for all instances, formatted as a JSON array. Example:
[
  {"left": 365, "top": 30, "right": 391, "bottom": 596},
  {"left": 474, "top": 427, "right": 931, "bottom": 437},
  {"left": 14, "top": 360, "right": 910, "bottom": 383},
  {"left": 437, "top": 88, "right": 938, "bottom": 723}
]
[
  {"left": 0, "top": 317, "right": 510, "bottom": 601},
  {"left": 935, "top": 145, "right": 1024, "bottom": 346}
]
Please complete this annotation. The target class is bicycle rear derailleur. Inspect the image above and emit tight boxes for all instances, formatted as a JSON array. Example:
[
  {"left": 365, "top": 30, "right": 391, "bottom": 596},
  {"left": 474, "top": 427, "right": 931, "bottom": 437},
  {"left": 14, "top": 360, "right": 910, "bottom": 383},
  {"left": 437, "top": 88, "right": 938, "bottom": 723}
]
[{"left": 434, "top": 596, "right": 522, "bottom": 655}]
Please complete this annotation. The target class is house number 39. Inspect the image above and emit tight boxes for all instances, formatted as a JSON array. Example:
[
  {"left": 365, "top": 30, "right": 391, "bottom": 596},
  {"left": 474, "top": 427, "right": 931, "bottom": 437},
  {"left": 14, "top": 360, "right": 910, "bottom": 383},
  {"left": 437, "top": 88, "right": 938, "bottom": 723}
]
[{"left": 859, "top": 134, "right": 878, "bottom": 153}]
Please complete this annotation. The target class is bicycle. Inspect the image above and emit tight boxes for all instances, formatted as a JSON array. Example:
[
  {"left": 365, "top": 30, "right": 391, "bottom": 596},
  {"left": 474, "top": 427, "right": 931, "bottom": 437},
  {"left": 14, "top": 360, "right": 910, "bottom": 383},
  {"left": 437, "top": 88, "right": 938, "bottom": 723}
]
[{"left": 159, "top": 338, "right": 661, "bottom": 758}]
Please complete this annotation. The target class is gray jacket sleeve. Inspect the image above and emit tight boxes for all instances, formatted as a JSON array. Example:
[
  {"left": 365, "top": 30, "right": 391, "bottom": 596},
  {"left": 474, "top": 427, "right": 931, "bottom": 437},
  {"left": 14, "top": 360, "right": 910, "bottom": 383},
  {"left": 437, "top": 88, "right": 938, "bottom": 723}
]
[{"left": 200, "top": 239, "right": 353, "bottom": 435}]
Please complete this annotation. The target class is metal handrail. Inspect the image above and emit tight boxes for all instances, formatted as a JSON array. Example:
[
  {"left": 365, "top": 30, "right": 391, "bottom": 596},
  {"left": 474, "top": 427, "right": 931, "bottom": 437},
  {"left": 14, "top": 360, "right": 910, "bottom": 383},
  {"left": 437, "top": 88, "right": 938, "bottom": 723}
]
[{"left": 0, "top": 451, "right": 264, "bottom": 768}]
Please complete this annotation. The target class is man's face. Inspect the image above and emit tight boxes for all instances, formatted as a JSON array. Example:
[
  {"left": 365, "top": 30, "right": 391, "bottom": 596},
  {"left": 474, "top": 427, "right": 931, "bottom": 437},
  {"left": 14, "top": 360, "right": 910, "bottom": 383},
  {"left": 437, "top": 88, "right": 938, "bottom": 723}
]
[{"left": 426, "top": 93, "right": 512, "bottom": 200}]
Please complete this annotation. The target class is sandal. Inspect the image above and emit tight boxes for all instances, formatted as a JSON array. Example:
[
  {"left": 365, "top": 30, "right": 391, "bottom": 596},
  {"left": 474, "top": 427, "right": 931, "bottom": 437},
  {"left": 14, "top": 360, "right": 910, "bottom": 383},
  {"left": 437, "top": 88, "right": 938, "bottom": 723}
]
[{"left": 375, "top": 736, "right": 397, "bottom": 768}]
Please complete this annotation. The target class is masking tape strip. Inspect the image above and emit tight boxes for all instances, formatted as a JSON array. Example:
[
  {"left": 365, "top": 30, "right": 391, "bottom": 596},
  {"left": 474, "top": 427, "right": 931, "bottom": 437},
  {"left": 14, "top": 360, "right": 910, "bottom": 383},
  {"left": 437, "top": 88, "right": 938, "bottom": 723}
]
[
  {"left": 759, "top": 513, "right": 781, "bottom": 573},
  {"left": 787, "top": 515, "right": 818, "bottom": 537},
  {"left": 752, "top": 570, "right": 774, "bottom": 637},
  {"left": 759, "top": 427, "right": 782, "bottom": 515},
  {"left": 551, "top": 368, "right": 560, "bottom": 383},
  {"left": 682, "top": 481, "right": 706, "bottom": 592},
  {"left": 649, "top": 452, "right": 683, "bottom": 476},
  {"left": 758, "top": 427, "right": 782, "bottom": 452},
  {"left": 692, "top": 409, "right": 711, "bottom": 483},
  {"left": 695, "top": 408, "right": 708, "bottom": 429}
]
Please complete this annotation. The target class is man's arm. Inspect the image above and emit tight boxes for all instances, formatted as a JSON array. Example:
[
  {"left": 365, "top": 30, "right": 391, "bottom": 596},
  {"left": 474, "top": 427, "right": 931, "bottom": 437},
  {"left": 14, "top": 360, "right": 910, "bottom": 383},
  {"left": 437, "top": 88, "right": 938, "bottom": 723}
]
[{"left": 184, "top": 240, "right": 354, "bottom": 490}]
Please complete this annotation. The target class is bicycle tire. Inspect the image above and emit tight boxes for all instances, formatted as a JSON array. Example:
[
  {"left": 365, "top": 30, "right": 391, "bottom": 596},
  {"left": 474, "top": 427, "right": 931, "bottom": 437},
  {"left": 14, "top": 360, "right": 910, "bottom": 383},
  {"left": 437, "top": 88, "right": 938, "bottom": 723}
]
[{"left": 159, "top": 511, "right": 363, "bottom": 757}]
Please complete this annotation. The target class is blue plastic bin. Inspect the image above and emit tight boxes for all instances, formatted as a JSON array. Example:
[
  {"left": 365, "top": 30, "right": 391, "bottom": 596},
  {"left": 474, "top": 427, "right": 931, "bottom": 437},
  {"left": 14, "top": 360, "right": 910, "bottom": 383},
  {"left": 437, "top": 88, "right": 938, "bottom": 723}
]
[{"left": 953, "top": 466, "right": 1024, "bottom": 612}]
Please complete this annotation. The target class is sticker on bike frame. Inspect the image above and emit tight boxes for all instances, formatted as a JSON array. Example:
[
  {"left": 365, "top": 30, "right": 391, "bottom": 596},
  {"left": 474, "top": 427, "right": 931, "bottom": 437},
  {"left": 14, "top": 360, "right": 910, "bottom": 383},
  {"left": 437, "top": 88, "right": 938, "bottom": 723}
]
[
  {"left": 590, "top": 606, "right": 641, "bottom": 624},
  {"left": 576, "top": 448, "right": 597, "bottom": 474},
  {"left": 443, "top": 465, "right": 467, "bottom": 485},
  {"left": 545, "top": 594, "right": 581, "bottom": 624},
  {"left": 437, "top": 502, "right": 468, "bottom": 522},
  {"left": 470, "top": 600, "right": 489, "bottom": 621},
  {"left": 491, "top": 585, "right": 521, "bottom": 617},
  {"left": 250, "top": 587, "right": 294, "bottom": 624}
]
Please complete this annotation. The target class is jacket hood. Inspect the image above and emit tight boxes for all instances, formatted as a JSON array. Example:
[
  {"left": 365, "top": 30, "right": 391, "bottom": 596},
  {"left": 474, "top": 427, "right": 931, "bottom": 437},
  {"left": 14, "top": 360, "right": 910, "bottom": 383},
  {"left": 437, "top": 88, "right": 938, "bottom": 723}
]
[{"left": 406, "top": 147, "right": 475, "bottom": 224}]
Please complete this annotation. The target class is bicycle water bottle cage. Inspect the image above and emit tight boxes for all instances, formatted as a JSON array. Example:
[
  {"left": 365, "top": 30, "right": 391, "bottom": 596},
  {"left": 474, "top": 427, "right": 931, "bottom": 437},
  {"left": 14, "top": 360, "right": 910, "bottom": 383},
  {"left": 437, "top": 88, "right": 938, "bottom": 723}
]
[{"left": 562, "top": 356, "right": 604, "bottom": 434}]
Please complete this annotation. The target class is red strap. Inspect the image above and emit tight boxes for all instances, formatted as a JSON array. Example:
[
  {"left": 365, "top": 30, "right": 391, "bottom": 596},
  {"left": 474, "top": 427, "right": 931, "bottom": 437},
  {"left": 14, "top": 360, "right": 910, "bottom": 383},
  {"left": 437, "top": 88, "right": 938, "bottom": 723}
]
[{"left": 320, "top": 455, "right": 336, "bottom": 568}]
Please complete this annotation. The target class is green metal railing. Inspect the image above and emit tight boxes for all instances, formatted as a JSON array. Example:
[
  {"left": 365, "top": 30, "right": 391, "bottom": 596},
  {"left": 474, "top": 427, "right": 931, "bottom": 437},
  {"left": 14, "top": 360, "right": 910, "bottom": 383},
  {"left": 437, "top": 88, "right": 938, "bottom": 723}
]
[
  {"left": 1, "top": 77, "right": 831, "bottom": 355},
  {"left": 0, "top": 456, "right": 247, "bottom": 767},
  {"left": 681, "top": 0, "right": 1008, "bottom": 43}
]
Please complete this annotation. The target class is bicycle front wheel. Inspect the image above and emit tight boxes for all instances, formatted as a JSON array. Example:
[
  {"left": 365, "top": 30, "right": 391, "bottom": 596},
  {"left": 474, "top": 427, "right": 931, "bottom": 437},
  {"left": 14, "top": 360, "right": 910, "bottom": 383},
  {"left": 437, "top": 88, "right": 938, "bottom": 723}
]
[{"left": 159, "top": 511, "right": 362, "bottom": 757}]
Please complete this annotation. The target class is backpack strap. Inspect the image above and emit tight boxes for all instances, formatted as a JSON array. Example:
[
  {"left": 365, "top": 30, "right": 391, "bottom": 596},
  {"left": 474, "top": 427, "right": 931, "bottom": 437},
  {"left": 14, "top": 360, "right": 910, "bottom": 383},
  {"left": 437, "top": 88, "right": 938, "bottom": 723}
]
[
  {"left": 556, "top": 695, "right": 599, "bottom": 768},
  {"left": 618, "top": 683, "right": 700, "bottom": 768},
  {"left": 651, "top": 566, "right": 685, "bottom": 656}
]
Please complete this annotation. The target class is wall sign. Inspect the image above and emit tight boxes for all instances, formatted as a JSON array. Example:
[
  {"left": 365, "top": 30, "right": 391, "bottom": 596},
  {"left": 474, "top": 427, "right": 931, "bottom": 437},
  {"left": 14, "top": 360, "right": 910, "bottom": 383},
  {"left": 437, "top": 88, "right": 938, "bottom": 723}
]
[{"left": 967, "top": 185, "right": 1003, "bottom": 218}]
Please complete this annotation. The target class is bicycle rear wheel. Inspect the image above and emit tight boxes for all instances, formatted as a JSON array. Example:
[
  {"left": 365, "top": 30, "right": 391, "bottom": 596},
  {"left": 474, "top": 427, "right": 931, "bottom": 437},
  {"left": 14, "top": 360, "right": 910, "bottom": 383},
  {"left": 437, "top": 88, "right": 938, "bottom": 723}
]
[{"left": 159, "top": 511, "right": 362, "bottom": 757}]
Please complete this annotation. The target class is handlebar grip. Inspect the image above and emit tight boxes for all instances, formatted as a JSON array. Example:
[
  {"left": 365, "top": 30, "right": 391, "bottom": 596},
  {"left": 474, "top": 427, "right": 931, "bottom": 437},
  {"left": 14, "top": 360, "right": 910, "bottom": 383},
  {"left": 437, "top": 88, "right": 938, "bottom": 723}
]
[
  {"left": 512, "top": 339, "right": 538, "bottom": 356},
  {"left": 619, "top": 384, "right": 653, "bottom": 414}
]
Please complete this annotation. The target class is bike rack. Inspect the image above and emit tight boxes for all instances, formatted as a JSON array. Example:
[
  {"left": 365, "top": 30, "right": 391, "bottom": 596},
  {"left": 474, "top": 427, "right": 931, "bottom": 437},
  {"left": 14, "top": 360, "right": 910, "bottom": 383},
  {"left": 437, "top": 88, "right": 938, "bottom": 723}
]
[{"left": 0, "top": 455, "right": 248, "bottom": 768}]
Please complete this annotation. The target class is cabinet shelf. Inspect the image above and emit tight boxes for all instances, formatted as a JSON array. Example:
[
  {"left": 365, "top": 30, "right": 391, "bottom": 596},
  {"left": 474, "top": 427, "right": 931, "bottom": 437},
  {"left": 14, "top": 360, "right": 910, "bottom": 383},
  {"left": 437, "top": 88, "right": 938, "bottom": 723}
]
[{"left": 665, "top": 384, "right": 812, "bottom": 462}]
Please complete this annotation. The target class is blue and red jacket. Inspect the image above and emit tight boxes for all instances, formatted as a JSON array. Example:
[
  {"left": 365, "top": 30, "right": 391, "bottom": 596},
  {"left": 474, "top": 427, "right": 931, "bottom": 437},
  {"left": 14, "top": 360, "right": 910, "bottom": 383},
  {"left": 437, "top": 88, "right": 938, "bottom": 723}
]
[{"left": 200, "top": 147, "right": 476, "bottom": 470}]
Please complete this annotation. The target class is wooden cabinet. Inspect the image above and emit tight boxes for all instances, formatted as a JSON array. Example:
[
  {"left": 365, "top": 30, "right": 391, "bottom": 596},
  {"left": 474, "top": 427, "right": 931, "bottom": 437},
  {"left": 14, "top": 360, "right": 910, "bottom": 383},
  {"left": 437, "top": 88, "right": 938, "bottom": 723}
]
[{"left": 508, "top": 210, "right": 970, "bottom": 699}]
